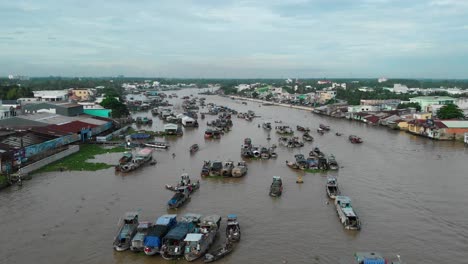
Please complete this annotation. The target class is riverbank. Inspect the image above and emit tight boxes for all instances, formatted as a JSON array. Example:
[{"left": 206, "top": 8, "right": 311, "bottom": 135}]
[
  {"left": 35, "top": 144, "right": 126, "bottom": 173},
  {"left": 228, "top": 95, "right": 315, "bottom": 111}
]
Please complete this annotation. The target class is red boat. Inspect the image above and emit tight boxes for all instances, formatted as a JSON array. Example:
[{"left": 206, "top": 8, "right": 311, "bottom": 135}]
[{"left": 349, "top": 135, "right": 363, "bottom": 144}]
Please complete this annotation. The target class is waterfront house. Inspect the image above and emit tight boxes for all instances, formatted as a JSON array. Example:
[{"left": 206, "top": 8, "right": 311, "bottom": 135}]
[{"left": 407, "top": 119, "right": 468, "bottom": 140}]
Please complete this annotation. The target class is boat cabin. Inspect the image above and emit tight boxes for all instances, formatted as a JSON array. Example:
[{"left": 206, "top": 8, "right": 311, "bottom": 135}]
[
  {"left": 181, "top": 213, "right": 203, "bottom": 225},
  {"left": 184, "top": 233, "right": 204, "bottom": 253}
]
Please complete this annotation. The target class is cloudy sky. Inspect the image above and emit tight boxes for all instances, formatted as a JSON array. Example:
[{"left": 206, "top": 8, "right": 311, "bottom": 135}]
[{"left": 1, "top": 0, "right": 468, "bottom": 78}]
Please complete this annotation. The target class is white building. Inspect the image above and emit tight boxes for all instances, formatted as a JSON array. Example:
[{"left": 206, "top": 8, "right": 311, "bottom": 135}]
[
  {"left": 235, "top": 84, "right": 251, "bottom": 92},
  {"left": 33, "top": 90, "right": 69, "bottom": 102},
  {"left": 378, "top": 77, "right": 388, "bottom": 83},
  {"left": 393, "top": 84, "right": 408, "bottom": 94}
]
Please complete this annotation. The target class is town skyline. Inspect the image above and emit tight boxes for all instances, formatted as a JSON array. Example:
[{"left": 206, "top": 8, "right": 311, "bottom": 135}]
[{"left": 2, "top": 0, "right": 468, "bottom": 78}]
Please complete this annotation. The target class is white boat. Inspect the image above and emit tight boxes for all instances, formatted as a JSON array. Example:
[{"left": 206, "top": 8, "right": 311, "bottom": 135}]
[
  {"left": 144, "top": 141, "right": 169, "bottom": 149},
  {"left": 335, "top": 196, "right": 361, "bottom": 230},
  {"left": 326, "top": 177, "right": 340, "bottom": 199},
  {"left": 231, "top": 161, "right": 248, "bottom": 177},
  {"left": 113, "top": 212, "right": 139, "bottom": 251}
]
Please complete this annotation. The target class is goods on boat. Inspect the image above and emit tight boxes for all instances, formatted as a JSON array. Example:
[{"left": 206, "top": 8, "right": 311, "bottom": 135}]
[
  {"left": 269, "top": 176, "right": 283, "bottom": 197},
  {"left": 354, "top": 252, "right": 402, "bottom": 264},
  {"left": 349, "top": 135, "right": 363, "bottom": 144},
  {"left": 165, "top": 173, "right": 200, "bottom": 193},
  {"left": 184, "top": 215, "right": 222, "bottom": 261},
  {"left": 167, "top": 186, "right": 193, "bottom": 209},
  {"left": 262, "top": 122, "right": 272, "bottom": 130},
  {"left": 335, "top": 196, "right": 361, "bottom": 230},
  {"left": 326, "top": 177, "right": 340, "bottom": 199},
  {"left": 226, "top": 214, "right": 241, "bottom": 242},
  {"left": 113, "top": 212, "right": 139, "bottom": 251},
  {"left": 328, "top": 155, "right": 339, "bottom": 170},
  {"left": 319, "top": 124, "right": 330, "bottom": 131},
  {"left": 302, "top": 132, "right": 314, "bottom": 141},
  {"left": 144, "top": 214, "right": 177, "bottom": 256},
  {"left": 231, "top": 161, "right": 248, "bottom": 177},
  {"left": 160, "top": 220, "right": 197, "bottom": 259},
  {"left": 275, "top": 125, "right": 294, "bottom": 135},
  {"left": 130, "top": 221, "right": 152, "bottom": 252},
  {"left": 118, "top": 148, "right": 153, "bottom": 172}
]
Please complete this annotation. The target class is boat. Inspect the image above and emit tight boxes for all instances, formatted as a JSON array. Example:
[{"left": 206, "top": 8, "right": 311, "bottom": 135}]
[
  {"left": 317, "top": 128, "right": 325, "bottom": 135},
  {"left": 354, "top": 252, "right": 402, "bottom": 264},
  {"left": 119, "top": 152, "right": 133, "bottom": 164},
  {"left": 165, "top": 173, "right": 200, "bottom": 193},
  {"left": 276, "top": 125, "right": 293, "bottom": 135},
  {"left": 221, "top": 161, "right": 235, "bottom": 177},
  {"left": 328, "top": 155, "right": 339, "bottom": 170},
  {"left": 209, "top": 161, "right": 223, "bottom": 176},
  {"left": 184, "top": 215, "right": 222, "bottom": 261},
  {"left": 335, "top": 196, "right": 361, "bottom": 230},
  {"left": 201, "top": 113, "right": 205, "bottom": 119},
  {"left": 335, "top": 132, "right": 342, "bottom": 136},
  {"left": 269, "top": 176, "right": 283, "bottom": 197},
  {"left": 167, "top": 186, "right": 192, "bottom": 209},
  {"left": 160, "top": 220, "right": 197, "bottom": 260},
  {"left": 326, "top": 177, "right": 340, "bottom": 199},
  {"left": 151, "top": 108, "right": 159, "bottom": 115},
  {"left": 130, "top": 221, "right": 152, "bottom": 252},
  {"left": 226, "top": 214, "right": 241, "bottom": 242},
  {"left": 302, "top": 133, "right": 314, "bottom": 142},
  {"left": 119, "top": 148, "right": 154, "bottom": 172},
  {"left": 144, "top": 215, "right": 178, "bottom": 256},
  {"left": 262, "top": 122, "right": 272, "bottom": 130},
  {"left": 319, "top": 124, "right": 330, "bottom": 131},
  {"left": 231, "top": 161, "right": 248, "bottom": 177},
  {"left": 201, "top": 161, "right": 211, "bottom": 176},
  {"left": 349, "top": 135, "right": 363, "bottom": 144},
  {"left": 190, "top": 144, "right": 200, "bottom": 154},
  {"left": 144, "top": 141, "right": 169, "bottom": 149},
  {"left": 113, "top": 212, "right": 139, "bottom": 251},
  {"left": 204, "top": 241, "right": 234, "bottom": 263},
  {"left": 296, "top": 125, "right": 309, "bottom": 132}
]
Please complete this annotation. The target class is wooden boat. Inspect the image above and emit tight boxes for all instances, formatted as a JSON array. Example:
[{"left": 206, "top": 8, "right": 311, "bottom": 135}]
[
  {"left": 209, "top": 161, "right": 223, "bottom": 176},
  {"left": 303, "top": 133, "right": 314, "bottom": 142},
  {"left": 328, "top": 155, "right": 339, "bottom": 170},
  {"left": 317, "top": 128, "right": 325, "bottom": 135},
  {"left": 204, "top": 242, "right": 234, "bottom": 263},
  {"left": 151, "top": 108, "right": 159, "bottom": 115},
  {"left": 113, "top": 212, "right": 139, "bottom": 251},
  {"left": 231, "top": 161, "right": 248, "bottom": 177},
  {"left": 262, "top": 122, "right": 272, "bottom": 130},
  {"left": 354, "top": 252, "right": 402, "bottom": 264},
  {"left": 319, "top": 124, "right": 330, "bottom": 131},
  {"left": 296, "top": 125, "right": 310, "bottom": 132},
  {"left": 130, "top": 221, "right": 152, "bottom": 252},
  {"left": 184, "top": 215, "right": 222, "bottom": 261},
  {"left": 118, "top": 148, "right": 154, "bottom": 172},
  {"left": 190, "top": 144, "right": 200, "bottom": 154},
  {"left": 167, "top": 187, "right": 192, "bottom": 209},
  {"left": 119, "top": 152, "right": 133, "bottom": 164},
  {"left": 269, "top": 176, "right": 283, "bottom": 197},
  {"left": 144, "top": 215, "right": 178, "bottom": 256},
  {"left": 335, "top": 132, "right": 342, "bottom": 136},
  {"left": 144, "top": 141, "right": 169, "bottom": 149},
  {"left": 165, "top": 173, "right": 200, "bottom": 193},
  {"left": 201, "top": 161, "right": 211, "bottom": 177},
  {"left": 326, "top": 177, "right": 340, "bottom": 199},
  {"left": 221, "top": 161, "right": 235, "bottom": 177},
  {"left": 226, "top": 214, "right": 241, "bottom": 242},
  {"left": 335, "top": 196, "right": 361, "bottom": 230},
  {"left": 275, "top": 125, "right": 294, "bottom": 135},
  {"left": 349, "top": 135, "right": 363, "bottom": 143}
]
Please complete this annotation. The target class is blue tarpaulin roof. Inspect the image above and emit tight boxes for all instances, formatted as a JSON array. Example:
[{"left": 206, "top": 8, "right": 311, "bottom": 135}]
[
  {"left": 164, "top": 222, "right": 194, "bottom": 241},
  {"left": 363, "top": 259, "right": 385, "bottom": 264},
  {"left": 156, "top": 214, "right": 177, "bottom": 225},
  {"left": 131, "top": 133, "right": 150, "bottom": 139}
]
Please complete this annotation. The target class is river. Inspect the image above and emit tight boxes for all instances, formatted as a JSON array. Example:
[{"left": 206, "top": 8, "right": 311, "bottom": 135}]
[{"left": 1, "top": 88, "right": 467, "bottom": 264}]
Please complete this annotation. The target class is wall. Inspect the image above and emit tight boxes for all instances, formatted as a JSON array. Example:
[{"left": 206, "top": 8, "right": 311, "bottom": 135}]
[
  {"left": 445, "top": 128, "right": 468, "bottom": 140},
  {"left": 91, "top": 121, "right": 113, "bottom": 135},
  {"left": 24, "top": 134, "right": 80, "bottom": 158},
  {"left": 84, "top": 109, "right": 112, "bottom": 118},
  {"left": 96, "top": 125, "right": 129, "bottom": 142},
  {"left": 20, "top": 145, "right": 79, "bottom": 174}
]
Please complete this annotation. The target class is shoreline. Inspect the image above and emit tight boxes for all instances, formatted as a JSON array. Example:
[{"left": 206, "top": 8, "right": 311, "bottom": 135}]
[{"left": 227, "top": 95, "right": 315, "bottom": 112}]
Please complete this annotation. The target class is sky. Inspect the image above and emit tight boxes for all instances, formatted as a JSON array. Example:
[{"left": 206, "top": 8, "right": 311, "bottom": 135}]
[{"left": 1, "top": 0, "right": 468, "bottom": 78}]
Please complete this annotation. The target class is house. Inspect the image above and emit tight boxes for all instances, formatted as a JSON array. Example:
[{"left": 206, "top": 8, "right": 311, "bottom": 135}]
[
  {"left": 406, "top": 119, "right": 468, "bottom": 140},
  {"left": 409, "top": 96, "right": 456, "bottom": 112},
  {"left": 22, "top": 102, "right": 84, "bottom": 117},
  {"left": 164, "top": 123, "right": 182, "bottom": 135},
  {"left": 0, "top": 106, "right": 17, "bottom": 120},
  {"left": 71, "top": 88, "right": 94, "bottom": 101},
  {"left": 33, "top": 90, "right": 69, "bottom": 102},
  {"left": 317, "top": 90, "right": 336, "bottom": 104}
]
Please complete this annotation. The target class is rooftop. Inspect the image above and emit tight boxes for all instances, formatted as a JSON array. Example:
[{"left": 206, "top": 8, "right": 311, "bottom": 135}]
[{"left": 410, "top": 96, "right": 455, "bottom": 101}]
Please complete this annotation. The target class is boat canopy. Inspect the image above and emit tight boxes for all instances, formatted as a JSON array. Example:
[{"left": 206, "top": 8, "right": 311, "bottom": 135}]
[
  {"left": 273, "top": 176, "right": 281, "bottom": 181},
  {"left": 227, "top": 214, "right": 237, "bottom": 221},
  {"left": 156, "top": 215, "right": 177, "bottom": 225},
  {"left": 201, "top": 215, "right": 221, "bottom": 226},
  {"left": 131, "top": 133, "right": 151, "bottom": 140},
  {"left": 164, "top": 222, "right": 194, "bottom": 241},
  {"left": 184, "top": 233, "right": 203, "bottom": 242},
  {"left": 137, "top": 148, "right": 153, "bottom": 156},
  {"left": 336, "top": 196, "right": 352, "bottom": 204},
  {"left": 164, "top": 123, "right": 178, "bottom": 130},
  {"left": 355, "top": 252, "right": 386, "bottom": 264},
  {"left": 137, "top": 222, "right": 151, "bottom": 229},
  {"left": 144, "top": 225, "right": 170, "bottom": 247},
  {"left": 342, "top": 207, "right": 357, "bottom": 217},
  {"left": 327, "top": 177, "right": 337, "bottom": 184}
]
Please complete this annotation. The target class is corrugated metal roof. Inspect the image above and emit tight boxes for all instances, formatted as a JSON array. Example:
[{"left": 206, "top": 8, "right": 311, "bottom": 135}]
[
  {"left": 440, "top": 120, "right": 468, "bottom": 128},
  {"left": 0, "top": 117, "right": 46, "bottom": 128},
  {"left": 48, "top": 121, "right": 98, "bottom": 133},
  {"left": 80, "top": 117, "right": 108, "bottom": 126}
]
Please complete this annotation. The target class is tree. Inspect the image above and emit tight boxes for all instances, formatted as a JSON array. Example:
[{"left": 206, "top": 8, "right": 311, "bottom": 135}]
[
  {"left": 100, "top": 96, "right": 129, "bottom": 118},
  {"left": 252, "top": 91, "right": 259, "bottom": 98},
  {"left": 397, "top": 102, "right": 421, "bottom": 112},
  {"left": 436, "top": 104, "right": 464, "bottom": 119}
]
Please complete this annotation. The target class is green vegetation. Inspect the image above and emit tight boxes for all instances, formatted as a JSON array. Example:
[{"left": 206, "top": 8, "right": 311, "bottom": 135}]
[
  {"left": 437, "top": 104, "right": 465, "bottom": 119},
  {"left": 0, "top": 174, "right": 7, "bottom": 185},
  {"left": 398, "top": 102, "right": 421, "bottom": 111},
  {"left": 36, "top": 144, "right": 126, "bottom": 173},
  {"left": 100, "top": 96, "right": 129, "bottom": 118},
  {"left": 335, "top": 87, "right": 413, "bottom": 105},
  {"left": 0, "top": 84, "right": 33, "bottom": 100}
]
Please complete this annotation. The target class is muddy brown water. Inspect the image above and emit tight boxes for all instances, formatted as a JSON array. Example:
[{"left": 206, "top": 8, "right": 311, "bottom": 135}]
[{"left": 1, "top": 89, "right": 467, "bottom": 264}]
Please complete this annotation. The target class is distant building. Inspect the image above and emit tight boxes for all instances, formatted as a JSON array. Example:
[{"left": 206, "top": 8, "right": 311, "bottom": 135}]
[
  {"left": 71, "top": 88, "right": 95, "bottom": 101},
  {"left": 317, "top": 90, "right": 336, "bottom": 104},
  {"left": 317, "top": 80, "right": 332, "bottom": 85},
  {"left": 393, "top": 84, "right": 408, "bottom": 94},
  {"left": 33, "top": 90, "right": 69, "bottom": 102},
  {"left": 409, "top": 96, "right": 456, "bottom": 112},
  {"left": 378, "top": 77, "right": 388, "bottom": 83}
]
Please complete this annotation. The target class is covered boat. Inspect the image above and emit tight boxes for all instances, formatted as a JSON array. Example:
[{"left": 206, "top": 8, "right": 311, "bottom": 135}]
[
  {"left": 275, "top": 125, "right": 293, "bottom": 135},
  {"left": 209, "top": 161, "right": 223, "bottom": 177},
  {"left": 167, "top": 187, "right": 191, "bottom": 209},
  {"left": 165, "top": 173, "right": 200, "bottom": 193},
  {"left": 201, "top": 161, "right": 211, "bottom": 176},
  {"left": 144, "top": 214, "right": 177, "bottom": 256},
  {"left": 319, "top": 124, "right": 330, "bottom": 131},
  {"left": 354, "top": 252, "right": 402, "bottom": 264},
  {"left": 119, "top": 152, "right": 133, "bottom": 164},
  {"left": 349, "top": 135, "right": 363, "bottom": 144},
  {"left": 302, "top": 132, "right": 314, "bottom": 142},
  {"left": 231, "top": 161, "right": 248, "bottom": 177},
  {"left": 119, "top": 148, "right": 154, "bottom": 172},
  {"left": 161, "top": 222, "right": 197, "bottom": 260},
  {"left": 262, "top": 122, "right": 272, "bottom": 130},
  {"left": 113, "top": 212, "right": 139, "bottom": 251},
  {"left": 335, "top": 196, "right": 361, "bottom": 230},
  {"left": 269, "top": 176, "right": 283, "bottom": 197},
  {"left": 326, "top": 177, "right": 340, "bottom": 199},
  {"left": 130, "top": 221, "right": 152, "bottom": 252},
  {"left": 184, "top": 215, "right": 222, "bottom": 261},
  {"left": 204, "top": 241, "right": 234, "bottom": 263},
  {"left": 226, "top": 214, "right": 241, "bottom": 242}
]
